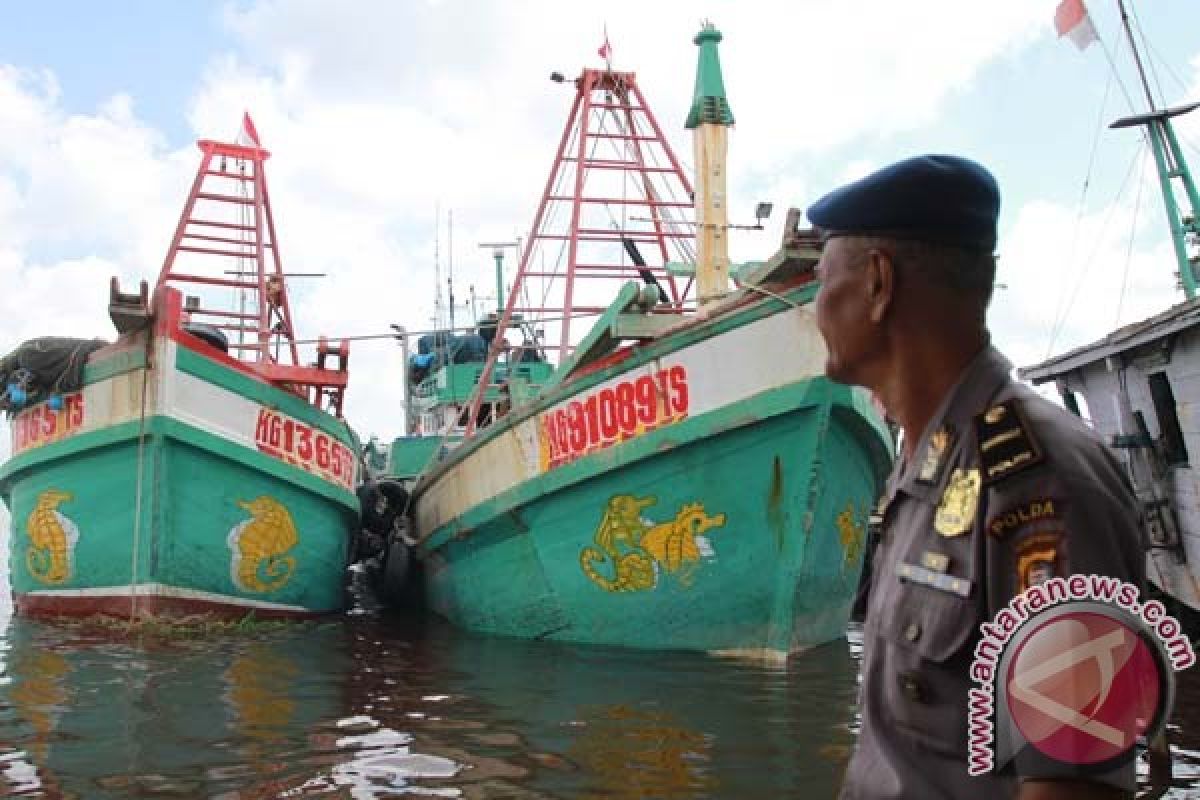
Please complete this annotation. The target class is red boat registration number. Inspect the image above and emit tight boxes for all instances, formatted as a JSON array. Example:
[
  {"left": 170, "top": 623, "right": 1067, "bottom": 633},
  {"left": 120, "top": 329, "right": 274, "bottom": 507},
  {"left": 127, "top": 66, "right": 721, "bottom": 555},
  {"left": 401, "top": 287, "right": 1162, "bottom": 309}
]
[
  {"left": 539, "top": 366, "right": 689, "bottom": 470},
  {"left": 254, "top": 409, "right": 356, "bottom": 490},
  {"left": 12, "top": 393, "right": 85, "bottom": 455}
]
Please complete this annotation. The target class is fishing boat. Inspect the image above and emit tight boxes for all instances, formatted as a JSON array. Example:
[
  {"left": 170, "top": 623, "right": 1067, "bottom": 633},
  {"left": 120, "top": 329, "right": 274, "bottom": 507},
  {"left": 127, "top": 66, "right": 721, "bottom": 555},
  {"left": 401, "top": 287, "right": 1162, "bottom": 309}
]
[
  {"left": 389, "top": 25, "right": 893, "bottom": 657},
  {"left": 0, "top": 116, "right": 359, "bottom": 618},
  {"left": 1021, "top": 1, "right": 1200, "bottom": 627}
]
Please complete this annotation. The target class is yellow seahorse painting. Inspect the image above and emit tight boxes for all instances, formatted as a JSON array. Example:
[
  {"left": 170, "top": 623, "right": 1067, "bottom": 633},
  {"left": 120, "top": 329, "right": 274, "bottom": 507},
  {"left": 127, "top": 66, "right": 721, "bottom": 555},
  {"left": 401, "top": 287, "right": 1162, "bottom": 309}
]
[
  {"left": 580, "top": 494, "right": 727, "bottom": 593},
  {"left": 25, "top": 489, "right": 80, "bottom": 585},
  {"left": 836, "top": 503, "right": 863, "bottom": 571},
  {"left": 580, "top": 494, "right": 658, "bottom": 592},
  {"left": 640, "top": 502, "right": 727, "bottom": 587},
  {"left": 228, "top": 496, "right": 299, "bottom": 593}
]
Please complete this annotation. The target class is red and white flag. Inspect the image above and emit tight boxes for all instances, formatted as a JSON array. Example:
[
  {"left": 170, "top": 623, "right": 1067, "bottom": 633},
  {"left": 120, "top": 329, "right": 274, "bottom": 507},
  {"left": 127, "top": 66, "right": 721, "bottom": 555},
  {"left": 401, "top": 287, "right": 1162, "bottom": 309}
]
[
  {"left": 1054, "top": 0, "right": 1098, "bottom": 51},
  {"left": 597, "top": 27, "right": 611, "bottom": 61},
  {"left": 241, "top": 111, "right": 262, "bottom": 146}
]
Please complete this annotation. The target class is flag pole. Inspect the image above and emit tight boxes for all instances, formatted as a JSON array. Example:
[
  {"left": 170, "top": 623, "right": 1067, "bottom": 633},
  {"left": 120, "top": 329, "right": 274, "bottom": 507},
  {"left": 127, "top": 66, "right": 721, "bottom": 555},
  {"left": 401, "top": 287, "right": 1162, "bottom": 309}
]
[
  {"left": 1116, "top": 0, "right": 1158, "bottom": 113},
  {"left": 599, "top": 24, "right": 613, "bottom": 71}
]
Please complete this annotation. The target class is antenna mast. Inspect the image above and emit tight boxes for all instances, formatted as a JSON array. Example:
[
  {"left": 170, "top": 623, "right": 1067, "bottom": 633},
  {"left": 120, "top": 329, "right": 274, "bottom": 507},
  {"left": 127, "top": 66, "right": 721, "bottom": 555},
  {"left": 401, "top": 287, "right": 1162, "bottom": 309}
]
[
  {"left": 433, "top": 204, "right": 443, "bottom": 329},
  {"left": 1112, "top": 0, "right": 1200, "bottom": 299}
]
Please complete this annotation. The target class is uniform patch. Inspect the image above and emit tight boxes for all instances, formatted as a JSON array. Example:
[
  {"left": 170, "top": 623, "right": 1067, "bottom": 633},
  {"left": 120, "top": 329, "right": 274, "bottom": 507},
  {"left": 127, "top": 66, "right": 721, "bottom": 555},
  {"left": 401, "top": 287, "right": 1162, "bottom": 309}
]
[
  {"left": 917, "top": 426, "right": 954, "bottom": 485},
  {"left": 1016, "top": 532, "right": 1064, "bottom": 593},
  {"left": 986, "top": 498, "right": 1060, "bottom": 539},
  {"left": 975, "top": 400, "right": 1043, "bottom": 485},
  {"left": 897, "top": 561, "right": 972, "bottom": 597},
  {"left": 935, "top": 468, "right": 980, "bottom": 537}
]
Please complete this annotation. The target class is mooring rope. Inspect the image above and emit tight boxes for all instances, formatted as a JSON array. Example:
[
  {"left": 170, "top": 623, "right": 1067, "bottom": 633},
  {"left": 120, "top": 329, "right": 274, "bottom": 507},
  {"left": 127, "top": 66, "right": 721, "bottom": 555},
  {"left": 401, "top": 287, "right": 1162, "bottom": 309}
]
[{"left": 128, "top": 341, "right": 151, "bottom": 621}]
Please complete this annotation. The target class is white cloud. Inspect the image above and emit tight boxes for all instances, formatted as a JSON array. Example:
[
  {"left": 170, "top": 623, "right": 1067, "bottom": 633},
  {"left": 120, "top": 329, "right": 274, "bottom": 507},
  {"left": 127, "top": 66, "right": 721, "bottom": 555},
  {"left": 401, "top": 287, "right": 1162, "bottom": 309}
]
[
  {"left": 193, "top": 0, "right": 1055, "bottom": 435},
  {"left": 991, "top": 191, "right": 1180, "bottom": 371},
  {"left": 993, "top": 49, "right": 1200, "bottom": 372},
  {"left": 3, "top": 0, "right": 1194, "bottom": 447}
]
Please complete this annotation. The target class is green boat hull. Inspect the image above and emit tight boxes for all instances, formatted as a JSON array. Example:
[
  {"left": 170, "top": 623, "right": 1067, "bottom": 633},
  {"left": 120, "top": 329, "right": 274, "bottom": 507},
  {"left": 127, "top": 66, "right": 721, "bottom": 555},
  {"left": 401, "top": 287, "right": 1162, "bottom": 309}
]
[
  {"left": 2, "top": 336, "right": 359, "bottom": 618},
  {"left": 419, "top": 378, "right": 883, "bottom": 654}
]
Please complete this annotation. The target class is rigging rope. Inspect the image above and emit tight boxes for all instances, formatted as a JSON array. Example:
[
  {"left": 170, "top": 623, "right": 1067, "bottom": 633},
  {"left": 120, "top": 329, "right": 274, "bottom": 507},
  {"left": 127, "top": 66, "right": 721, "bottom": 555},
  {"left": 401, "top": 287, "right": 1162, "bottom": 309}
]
[
  {"left": 289, "top": 310, "right": 606, "bottom": 346},
  {"left": 1046, "top": 141, "right": 1146, "bottom": 355},
  {"left": 1044, "top": 69, "right": 1117, "bottom": 358},
  {"left": 1132, "top": 30, "right": 1200, "bottom": 159},
  {"left": 1136, "top": 24, "right": 1194, "bottom": 98},
  {"left": 1094, "top": 21, "right": 1139, "bottom": 117},
  {"left": 498, "top": 74, "right": 699, "bottom": 364},
  {"left": 128, "top": 343, "right": 150, "bottom": 621},
  {"left": 1128, "top": 3, "right": 1168, "bottom": 111},
  {"left": 1114, "top": 147, "right": 1149, "bottom": 327}
]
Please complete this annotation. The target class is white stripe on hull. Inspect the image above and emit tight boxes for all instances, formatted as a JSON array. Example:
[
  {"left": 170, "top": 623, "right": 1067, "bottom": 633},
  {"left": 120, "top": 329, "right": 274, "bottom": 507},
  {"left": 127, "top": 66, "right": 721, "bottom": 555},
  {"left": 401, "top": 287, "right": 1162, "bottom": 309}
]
[
  {"left": 9, "top": 335, "right": 356, "bottom": 491},
  {"left": 417, "top": 301, "right": 832, "bottom": 535}
]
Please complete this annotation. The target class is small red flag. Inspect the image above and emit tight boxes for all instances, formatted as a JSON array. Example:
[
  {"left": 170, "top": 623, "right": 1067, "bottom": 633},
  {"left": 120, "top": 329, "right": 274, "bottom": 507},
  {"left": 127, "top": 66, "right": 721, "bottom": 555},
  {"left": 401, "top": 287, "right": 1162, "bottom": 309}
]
[
  {"left": 1054, "top": 0, "right": 1098, "bottom": 51},
  {"left": 242, "top": 112, "right": 262, "bottom": 146},
  {"left": 597, "top": 39, "right": 611, "bottom": 60}
]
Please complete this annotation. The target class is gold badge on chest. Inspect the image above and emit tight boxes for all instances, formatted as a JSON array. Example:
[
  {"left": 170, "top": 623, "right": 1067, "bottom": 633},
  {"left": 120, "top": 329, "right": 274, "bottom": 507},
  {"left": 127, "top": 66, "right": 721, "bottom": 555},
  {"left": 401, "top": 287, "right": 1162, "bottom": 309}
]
[{"left": 935, "top": 468, "right": 981, "bottom": 537}]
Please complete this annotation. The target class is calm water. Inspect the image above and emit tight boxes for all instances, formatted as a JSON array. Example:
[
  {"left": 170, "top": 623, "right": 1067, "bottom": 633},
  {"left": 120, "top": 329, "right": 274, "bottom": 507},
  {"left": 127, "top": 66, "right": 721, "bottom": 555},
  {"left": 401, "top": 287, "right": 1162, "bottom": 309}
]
[{"left": 0, "top": 579, "right": 1197, "bottom": 798}]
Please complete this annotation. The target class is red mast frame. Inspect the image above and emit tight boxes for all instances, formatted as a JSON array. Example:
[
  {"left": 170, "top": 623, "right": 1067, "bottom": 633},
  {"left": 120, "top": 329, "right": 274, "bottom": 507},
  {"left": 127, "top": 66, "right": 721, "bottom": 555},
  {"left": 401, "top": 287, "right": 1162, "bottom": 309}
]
[
  {"left": 465, "top": 68, "right": 696, "bottom": 434},
  {"left": 156, "top": 116, "right": 349, "bottom": 415}
]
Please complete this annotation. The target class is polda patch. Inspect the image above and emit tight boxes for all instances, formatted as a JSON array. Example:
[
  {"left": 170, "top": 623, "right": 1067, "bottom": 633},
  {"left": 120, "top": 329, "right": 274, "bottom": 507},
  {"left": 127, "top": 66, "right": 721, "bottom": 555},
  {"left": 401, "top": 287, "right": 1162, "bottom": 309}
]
[{"left": 986, "top": 498, "right": 1061, "bottom": 540}]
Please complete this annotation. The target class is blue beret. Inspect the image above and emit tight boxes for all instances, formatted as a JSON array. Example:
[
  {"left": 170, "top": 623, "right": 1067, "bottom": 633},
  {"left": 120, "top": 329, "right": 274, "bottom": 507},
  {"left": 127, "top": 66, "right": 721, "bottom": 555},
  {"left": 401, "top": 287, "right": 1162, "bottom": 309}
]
[{"left": 806, "top": 154, "right": 1000, "bottom": 250}]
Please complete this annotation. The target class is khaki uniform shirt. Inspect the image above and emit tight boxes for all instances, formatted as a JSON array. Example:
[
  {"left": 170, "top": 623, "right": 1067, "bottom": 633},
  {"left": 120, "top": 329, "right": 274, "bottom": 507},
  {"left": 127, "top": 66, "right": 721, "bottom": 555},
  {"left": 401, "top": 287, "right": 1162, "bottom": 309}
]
[{"left": 840, "top": 346, "right": 1145, "bottom": 799}]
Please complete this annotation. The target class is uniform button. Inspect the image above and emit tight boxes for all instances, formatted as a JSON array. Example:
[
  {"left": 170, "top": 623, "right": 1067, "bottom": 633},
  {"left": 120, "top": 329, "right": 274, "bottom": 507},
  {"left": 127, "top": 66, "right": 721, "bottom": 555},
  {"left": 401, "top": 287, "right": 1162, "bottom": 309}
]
[
  {"left": 899, "top": 671, "right": 927, "bottom": 703},
  {"left": 904, "top": 623, "right": 921, "bottom": 643}
]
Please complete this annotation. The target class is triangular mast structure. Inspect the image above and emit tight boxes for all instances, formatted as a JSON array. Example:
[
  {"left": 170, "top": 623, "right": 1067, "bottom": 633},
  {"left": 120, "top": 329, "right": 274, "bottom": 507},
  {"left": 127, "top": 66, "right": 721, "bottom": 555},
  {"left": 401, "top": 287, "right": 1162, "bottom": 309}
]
[
  {"left": 506, "top": 67, "right": 697, "bottom": 360},
  {"left": 464, "top": 65, "right": 697, "bottom": 434},
  {"left": 157, "top": 114, "right": 349, "bottom": 415}
]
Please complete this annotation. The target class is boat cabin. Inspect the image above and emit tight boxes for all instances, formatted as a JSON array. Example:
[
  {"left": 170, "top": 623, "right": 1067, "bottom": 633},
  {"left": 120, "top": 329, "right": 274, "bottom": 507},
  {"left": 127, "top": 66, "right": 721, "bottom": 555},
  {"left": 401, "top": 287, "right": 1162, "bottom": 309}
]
[{"left": 1021, "top": 297, "right": 1200, "bottom": 613}]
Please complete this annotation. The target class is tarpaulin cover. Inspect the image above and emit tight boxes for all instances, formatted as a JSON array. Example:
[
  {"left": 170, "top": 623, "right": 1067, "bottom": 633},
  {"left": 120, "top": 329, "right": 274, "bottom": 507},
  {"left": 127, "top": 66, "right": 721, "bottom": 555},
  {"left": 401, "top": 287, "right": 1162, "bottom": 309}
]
[{"left": 0, "top": 337, "right": 109, "bottom": 412}]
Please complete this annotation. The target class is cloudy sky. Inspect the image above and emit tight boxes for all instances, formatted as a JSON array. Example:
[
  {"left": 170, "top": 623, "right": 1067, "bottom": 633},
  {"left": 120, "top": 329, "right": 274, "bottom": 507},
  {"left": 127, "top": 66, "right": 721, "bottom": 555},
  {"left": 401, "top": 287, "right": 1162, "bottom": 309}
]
[{"left": 1, "top": 0, "right": 1198, "bottom": 448}]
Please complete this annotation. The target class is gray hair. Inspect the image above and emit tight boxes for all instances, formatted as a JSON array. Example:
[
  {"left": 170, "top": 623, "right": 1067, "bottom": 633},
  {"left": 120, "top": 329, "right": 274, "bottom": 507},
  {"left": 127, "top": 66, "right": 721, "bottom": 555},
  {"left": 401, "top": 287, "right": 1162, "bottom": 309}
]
[{"left": 851, "top": 236, "right": 996, "bottom": 308}]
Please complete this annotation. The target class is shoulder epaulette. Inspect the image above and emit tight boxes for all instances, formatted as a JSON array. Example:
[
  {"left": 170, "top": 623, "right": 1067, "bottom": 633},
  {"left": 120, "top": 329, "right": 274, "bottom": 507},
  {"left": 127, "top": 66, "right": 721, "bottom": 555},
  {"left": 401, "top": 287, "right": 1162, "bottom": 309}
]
[{"left": 975, "top": 399, "right": 1044, "bottom": 485}]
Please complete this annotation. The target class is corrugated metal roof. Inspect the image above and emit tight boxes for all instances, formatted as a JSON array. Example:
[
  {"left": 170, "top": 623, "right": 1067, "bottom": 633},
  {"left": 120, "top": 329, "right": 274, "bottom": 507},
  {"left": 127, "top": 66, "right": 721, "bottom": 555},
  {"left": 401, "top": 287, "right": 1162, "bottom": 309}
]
[{"left": 1019, "top": 296, "right": 1200, "bottom": 383}]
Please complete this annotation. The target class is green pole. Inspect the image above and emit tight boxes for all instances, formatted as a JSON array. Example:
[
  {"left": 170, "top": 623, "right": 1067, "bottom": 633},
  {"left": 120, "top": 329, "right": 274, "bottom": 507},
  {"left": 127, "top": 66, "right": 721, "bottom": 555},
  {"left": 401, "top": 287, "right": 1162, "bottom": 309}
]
[
  {"left": 1146, "top": 121, "right": 1197, "bottom": 299},
  {"left": 1161, "top": 121, "right": 1200, "bottom": 233}
]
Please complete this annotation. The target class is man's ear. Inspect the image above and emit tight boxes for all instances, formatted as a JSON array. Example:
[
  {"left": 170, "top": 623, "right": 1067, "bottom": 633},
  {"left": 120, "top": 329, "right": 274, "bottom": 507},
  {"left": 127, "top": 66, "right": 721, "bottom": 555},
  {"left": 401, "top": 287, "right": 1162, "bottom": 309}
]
[{"left": 864, "top": 249, "right": 895, "bottom": 324}]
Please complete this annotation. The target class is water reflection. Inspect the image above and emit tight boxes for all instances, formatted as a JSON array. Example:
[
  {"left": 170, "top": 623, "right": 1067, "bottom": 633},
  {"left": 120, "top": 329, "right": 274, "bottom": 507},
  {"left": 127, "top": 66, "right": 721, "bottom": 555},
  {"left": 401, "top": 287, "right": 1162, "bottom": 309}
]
[
  {"left": 0, "top": 608, "right": 1194, "bottom": 798},
  {"left": 357, "top": 615, "right": 863, "bottom": 798},
  {"left": 1160, "top": 652, "right": 1200, "bottom": 798}
]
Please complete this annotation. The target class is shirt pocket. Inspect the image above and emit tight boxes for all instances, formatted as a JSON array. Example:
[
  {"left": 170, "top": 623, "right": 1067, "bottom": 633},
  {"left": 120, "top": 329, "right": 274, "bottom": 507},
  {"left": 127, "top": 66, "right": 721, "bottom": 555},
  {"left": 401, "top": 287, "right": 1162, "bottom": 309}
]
[{"left": 874, "top": 537, "right": 981, "bottom": 756}]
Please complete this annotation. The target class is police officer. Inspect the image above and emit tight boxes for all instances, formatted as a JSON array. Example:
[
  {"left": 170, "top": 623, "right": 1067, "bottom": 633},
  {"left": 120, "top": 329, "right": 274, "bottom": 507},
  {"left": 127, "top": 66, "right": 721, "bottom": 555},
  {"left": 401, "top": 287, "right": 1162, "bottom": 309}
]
[{"left": 810, "top": 155, "right": 1145, "bottom": 799}]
